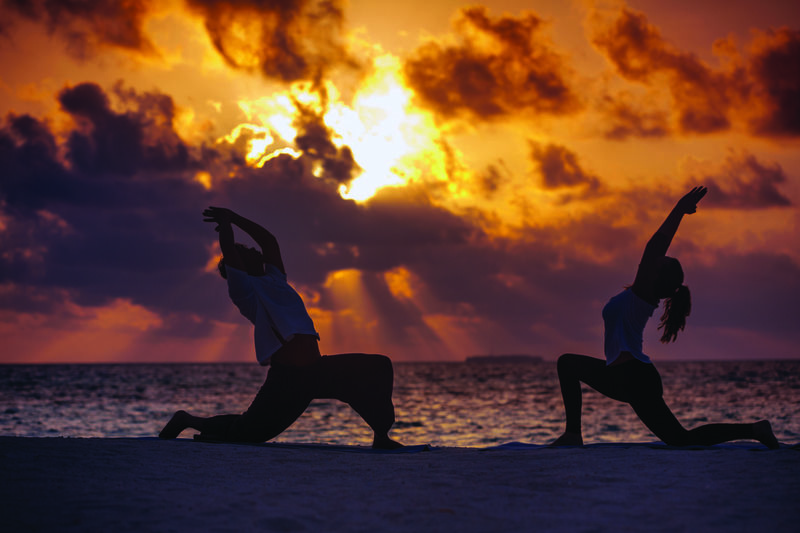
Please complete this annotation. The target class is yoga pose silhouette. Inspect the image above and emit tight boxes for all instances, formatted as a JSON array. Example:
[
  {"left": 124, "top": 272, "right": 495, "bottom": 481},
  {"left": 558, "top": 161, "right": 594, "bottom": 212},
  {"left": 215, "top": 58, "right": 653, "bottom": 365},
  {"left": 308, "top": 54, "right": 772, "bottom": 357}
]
[
  {"left": 159, "top": 207, "right": 402, "bottom": 449},
  {"left": 551, "top": 187, "right": 779, "bottom": 449}
]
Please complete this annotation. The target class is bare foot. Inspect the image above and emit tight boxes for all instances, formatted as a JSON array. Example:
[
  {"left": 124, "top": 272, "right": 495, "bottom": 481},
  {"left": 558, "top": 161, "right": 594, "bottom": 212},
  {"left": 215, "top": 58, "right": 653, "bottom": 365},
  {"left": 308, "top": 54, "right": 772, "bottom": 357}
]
[
  {"left": 549, "top": 431, "right": 584, "bottom": 447},
  {"left": 372, "top": 435, "right": 404, "bottom": 450},
  {"left": 159, "top": 410, "right": 191, "bottom": 439},
  {"left": 753, "top": 420, "right": 780, "bottom": 449}
]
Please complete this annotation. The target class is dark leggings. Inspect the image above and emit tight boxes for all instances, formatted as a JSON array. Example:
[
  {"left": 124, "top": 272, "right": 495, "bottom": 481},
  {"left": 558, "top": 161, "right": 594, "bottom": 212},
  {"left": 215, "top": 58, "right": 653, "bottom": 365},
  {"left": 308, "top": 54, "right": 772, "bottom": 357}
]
[
  {"left": 199, "top": 353, "right": 396, "bottom": 443},
  {"left": 557, "top": 353, "right": 756, "bottom": 446}
]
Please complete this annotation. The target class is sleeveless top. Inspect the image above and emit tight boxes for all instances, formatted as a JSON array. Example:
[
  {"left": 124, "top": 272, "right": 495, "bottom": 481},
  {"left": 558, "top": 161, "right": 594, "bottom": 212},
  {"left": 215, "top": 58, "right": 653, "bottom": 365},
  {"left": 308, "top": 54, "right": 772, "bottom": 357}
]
[
  {"left": 602, "top": 288, "right": 657, "bottom": 365},
  {"left": 225, "top": 265, "right": 319, "bottom": 365}
]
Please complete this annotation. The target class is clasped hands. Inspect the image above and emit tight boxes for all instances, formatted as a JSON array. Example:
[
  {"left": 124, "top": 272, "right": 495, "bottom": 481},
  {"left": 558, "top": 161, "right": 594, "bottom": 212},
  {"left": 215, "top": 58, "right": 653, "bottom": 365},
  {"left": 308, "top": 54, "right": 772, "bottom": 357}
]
[{"left": 203, "top": 206, "right": 235, "bottom": 232}]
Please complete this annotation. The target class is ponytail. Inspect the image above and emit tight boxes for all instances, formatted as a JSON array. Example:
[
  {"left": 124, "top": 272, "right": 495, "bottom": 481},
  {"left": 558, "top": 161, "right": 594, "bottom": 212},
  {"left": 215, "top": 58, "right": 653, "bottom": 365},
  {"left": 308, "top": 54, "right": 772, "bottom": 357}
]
[{"left": 658, "top": 284, "right": 691, "bottom": 343}]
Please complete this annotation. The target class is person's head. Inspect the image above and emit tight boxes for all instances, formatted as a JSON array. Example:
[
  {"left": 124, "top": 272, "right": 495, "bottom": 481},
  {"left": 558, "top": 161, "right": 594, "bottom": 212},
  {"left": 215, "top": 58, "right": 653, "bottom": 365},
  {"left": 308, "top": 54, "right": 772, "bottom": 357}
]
[
  {"left": 217, "top": 244, "right": 265, "bottom": 279},
  {"left": 654, "top": 256, "right": 684, "bottom": 298},
  {"left": 656, "top": 256, "right": 691, "bottom": 343}
]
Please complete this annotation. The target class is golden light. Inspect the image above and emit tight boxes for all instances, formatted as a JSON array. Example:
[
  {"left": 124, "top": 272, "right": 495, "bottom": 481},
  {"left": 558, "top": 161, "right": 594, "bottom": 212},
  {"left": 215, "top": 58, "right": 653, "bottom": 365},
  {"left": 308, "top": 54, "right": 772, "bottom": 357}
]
[
  {"left": 194, "top": 170, "right": 213, "bottom": 189},
  {"left": 384, "top": 266, "right": 416, "bottom": 300},
  {"left": 311, "top": 268, "right": 384, "bottom": 353},
  {"left": 238, "top": 96, "right": 298, "bottom": 142},
  {"left": 218, "top": 123, "right": 275, "bottom": 165},
  {"left": 203, "top": 242, "right": 223, "bottom": 273},
  {"left": 325, "top": 54, "right": 437, "bottom": 201},
  {"left": 88, "top": 299, "right": 164, "bottom": 331},
  {"left": 219, "top": 54, "right": 453, "bottom": 202},
  {"left": 32, "top": 298, "right": 164, "bottom": 362}
]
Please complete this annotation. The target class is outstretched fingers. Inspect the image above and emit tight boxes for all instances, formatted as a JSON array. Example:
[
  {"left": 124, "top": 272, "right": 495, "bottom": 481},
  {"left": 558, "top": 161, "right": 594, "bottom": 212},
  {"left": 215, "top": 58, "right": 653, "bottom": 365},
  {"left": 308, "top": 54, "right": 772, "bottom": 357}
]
[
  {"left": 678, "top": 186, "right": 708, "bottom": 214},
  {"left": 690, "top": 185, "right": 708, "bottom": 202}
]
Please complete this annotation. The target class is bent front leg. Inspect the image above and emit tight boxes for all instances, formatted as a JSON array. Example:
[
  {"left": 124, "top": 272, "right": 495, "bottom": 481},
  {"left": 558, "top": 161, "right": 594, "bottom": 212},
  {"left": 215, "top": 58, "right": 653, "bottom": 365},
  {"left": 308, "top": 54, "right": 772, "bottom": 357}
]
[
  {"left": 556, "top": 353, "right": 608, "bottom": 435},
  {"left": 314, "top": 354, "right": 398, "bottom": 442}
]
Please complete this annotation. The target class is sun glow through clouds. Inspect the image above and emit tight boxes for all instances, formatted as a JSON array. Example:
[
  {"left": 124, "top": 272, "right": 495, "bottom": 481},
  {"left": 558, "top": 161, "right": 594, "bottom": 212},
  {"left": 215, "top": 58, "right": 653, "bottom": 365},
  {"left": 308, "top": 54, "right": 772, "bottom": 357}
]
[{"left": 221, "top": 54, "right": 448, "bottom": 202}]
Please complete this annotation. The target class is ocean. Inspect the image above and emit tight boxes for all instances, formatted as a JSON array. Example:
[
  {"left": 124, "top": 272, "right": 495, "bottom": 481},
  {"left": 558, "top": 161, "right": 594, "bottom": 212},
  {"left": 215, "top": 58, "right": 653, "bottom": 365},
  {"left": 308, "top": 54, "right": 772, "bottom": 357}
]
[{"left": 1, "top": 360, "right": 798, "bottom": 447}]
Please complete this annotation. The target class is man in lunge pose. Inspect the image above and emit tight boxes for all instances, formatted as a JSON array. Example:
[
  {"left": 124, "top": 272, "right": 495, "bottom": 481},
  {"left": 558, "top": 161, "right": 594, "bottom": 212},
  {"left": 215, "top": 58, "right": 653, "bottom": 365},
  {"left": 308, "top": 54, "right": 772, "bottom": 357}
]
[{"left": 160, "top": 207, "right": 402, "bottom": 449}]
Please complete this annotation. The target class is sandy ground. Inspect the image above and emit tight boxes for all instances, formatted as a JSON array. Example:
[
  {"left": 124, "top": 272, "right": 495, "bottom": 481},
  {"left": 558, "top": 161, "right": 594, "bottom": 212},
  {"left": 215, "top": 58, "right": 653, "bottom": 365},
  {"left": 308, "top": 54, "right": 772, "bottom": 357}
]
[{"left": 1, "top": 437, "right": 798, "bottom": 532}]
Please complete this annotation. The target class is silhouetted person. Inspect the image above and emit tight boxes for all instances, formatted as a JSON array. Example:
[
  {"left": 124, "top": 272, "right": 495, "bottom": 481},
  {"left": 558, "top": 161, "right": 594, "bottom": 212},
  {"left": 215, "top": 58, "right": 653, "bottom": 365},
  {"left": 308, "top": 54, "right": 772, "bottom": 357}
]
[
  {"left": 551, "top": 187, "right": 779, "bottom": 449},
  {"left": 160, "top": 207, "right": 402, "bottom": 449}
]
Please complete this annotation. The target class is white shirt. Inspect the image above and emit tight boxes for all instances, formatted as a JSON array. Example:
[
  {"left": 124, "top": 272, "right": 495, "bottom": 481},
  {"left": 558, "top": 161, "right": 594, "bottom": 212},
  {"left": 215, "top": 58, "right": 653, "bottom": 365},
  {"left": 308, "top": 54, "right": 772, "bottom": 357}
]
[
  {"left": 602, "top": 288, "right": 657, "bottom": 365},
  {"left": 225, "top": 264, "right": 319, "bottom": 365}
]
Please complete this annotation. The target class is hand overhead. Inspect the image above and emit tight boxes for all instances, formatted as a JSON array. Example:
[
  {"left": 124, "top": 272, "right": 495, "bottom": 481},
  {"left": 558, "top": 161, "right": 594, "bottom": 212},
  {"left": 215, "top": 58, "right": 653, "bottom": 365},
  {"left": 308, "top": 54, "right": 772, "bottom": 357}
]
[
  {"left": 203, "top": 206, "right": 236, "bottom": 231},
  {"left": 675, "top": 186, "right": 707, "bottom": 215},
  {"left": 203, "top": 206, "right": 235, "bottom": 224}
]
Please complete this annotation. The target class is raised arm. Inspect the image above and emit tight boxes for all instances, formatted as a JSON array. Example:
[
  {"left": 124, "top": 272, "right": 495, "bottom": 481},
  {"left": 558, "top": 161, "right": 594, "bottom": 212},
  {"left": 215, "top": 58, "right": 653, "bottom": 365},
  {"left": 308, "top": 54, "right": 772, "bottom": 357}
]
[
  {"left": 203, "top": 207, "right": 244, "bottom": 271},
  {"left": 632, "top": 186, "right": 707, "bottom": 303},
  {"left": 203, "top": 207, "right": 285, "bottom": 273}
]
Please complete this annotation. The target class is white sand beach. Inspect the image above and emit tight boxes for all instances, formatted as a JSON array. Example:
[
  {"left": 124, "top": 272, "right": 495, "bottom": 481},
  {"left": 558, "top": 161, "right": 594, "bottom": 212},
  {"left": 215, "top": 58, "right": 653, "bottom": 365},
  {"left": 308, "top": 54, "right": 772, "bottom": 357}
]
[{"left": 1, "top": 437, "right": 798, "bottom": 532}]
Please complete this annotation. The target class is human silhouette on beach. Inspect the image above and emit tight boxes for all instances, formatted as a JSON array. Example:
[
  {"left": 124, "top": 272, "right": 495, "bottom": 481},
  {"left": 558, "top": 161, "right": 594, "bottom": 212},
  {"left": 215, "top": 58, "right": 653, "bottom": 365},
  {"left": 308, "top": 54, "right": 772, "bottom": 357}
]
[
  {"left": 551, "top": 187, "right": 780, "bottom": 449},
  {"left": 159, "top": 207, "right": 402, "bottom": 449}
]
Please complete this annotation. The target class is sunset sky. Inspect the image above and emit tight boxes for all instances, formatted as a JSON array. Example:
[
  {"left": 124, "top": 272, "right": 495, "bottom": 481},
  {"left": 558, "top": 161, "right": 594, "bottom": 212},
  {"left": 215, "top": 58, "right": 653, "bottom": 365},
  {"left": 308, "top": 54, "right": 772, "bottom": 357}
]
[{"left": 1, "top": 0, "right": 798, "bottom": 364}]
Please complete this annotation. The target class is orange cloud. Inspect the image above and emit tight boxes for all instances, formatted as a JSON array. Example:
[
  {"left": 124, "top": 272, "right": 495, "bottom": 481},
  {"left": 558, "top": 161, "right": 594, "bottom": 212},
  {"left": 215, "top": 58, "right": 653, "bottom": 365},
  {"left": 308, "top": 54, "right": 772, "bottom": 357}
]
[
  {"left": 683, "top": 151, "right": 793, "bottom": 209},
  {"left": 184, "top": 0, "right": 357, "bottom": 82},
  {"left": 591, "top": 7, "right": 800, "bottom": 139},
  {"left": 597, "top": 91, "right": 670, "bottom": 140},
  {"left": 591, "top": 7, "right": 741, "bottom": 135},
  {"left": 747, "top": 27, "right": 800, "bottom": 137},
  {"left": 0, "top": 0, "right": 157, "bottom": 59},
  {"left": 403, "top": 6, "right": 579, "bottom": 121},
  {"left": 529, "top": 142, "right": 603, "bottom": 192}
]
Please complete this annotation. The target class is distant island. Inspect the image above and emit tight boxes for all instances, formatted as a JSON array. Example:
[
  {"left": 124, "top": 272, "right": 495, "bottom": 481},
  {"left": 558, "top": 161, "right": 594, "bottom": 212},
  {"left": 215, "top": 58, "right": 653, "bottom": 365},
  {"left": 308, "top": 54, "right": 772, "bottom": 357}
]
[{"left": 464, "top": 354, "right": 543, "bottom": 364}]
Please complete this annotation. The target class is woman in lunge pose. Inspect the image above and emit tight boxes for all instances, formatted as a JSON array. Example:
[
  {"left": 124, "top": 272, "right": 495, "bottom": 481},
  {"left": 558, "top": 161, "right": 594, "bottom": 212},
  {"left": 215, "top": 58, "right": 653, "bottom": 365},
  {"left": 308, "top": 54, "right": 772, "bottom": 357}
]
[
  {"left": 551, "top": 186, "right": 779, "bottom": 448},
  {"left": 160, "top": 207, "right": 402, "bottom": 449}
]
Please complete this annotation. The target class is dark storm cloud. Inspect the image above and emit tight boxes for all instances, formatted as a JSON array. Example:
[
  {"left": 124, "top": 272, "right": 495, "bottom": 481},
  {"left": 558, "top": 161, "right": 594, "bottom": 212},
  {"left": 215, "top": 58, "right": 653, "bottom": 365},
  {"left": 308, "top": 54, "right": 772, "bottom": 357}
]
[
  {"left": 591, "top": 8, "right": 738, "bottom": 135},
  {"left": 59, "top": 82, "right": 191, "bottom": 177},
  {"left": 0, "top": 0, "right": 156, "bottom": 58},
  {"left": 0, "top": 80, "right": 482, "bottom": 339},
  {"left": 184, "top": 0, "right": 357, "bottom": 82},
  {"left": 403, "top": 6, "right": 579, "bottom": 122},
  {"left": 0, "top": 83, "right": 214, "bottom": 319},
  {"left": 689, "top": 153, "right": 793, "bottom": 209},
  {"left": 215, "top": 163, "right": 480, "bottom": 285},
  {"left": 747, "top": 28, "right": 800, "bottom": 137}
]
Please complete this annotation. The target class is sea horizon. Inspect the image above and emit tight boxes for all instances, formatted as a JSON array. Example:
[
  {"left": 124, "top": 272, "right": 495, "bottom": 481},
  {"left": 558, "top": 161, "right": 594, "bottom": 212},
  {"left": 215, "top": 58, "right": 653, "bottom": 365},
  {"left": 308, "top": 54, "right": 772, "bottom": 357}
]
[{"left": 2, "top": 360, "right": 798, "bottom": 447}]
